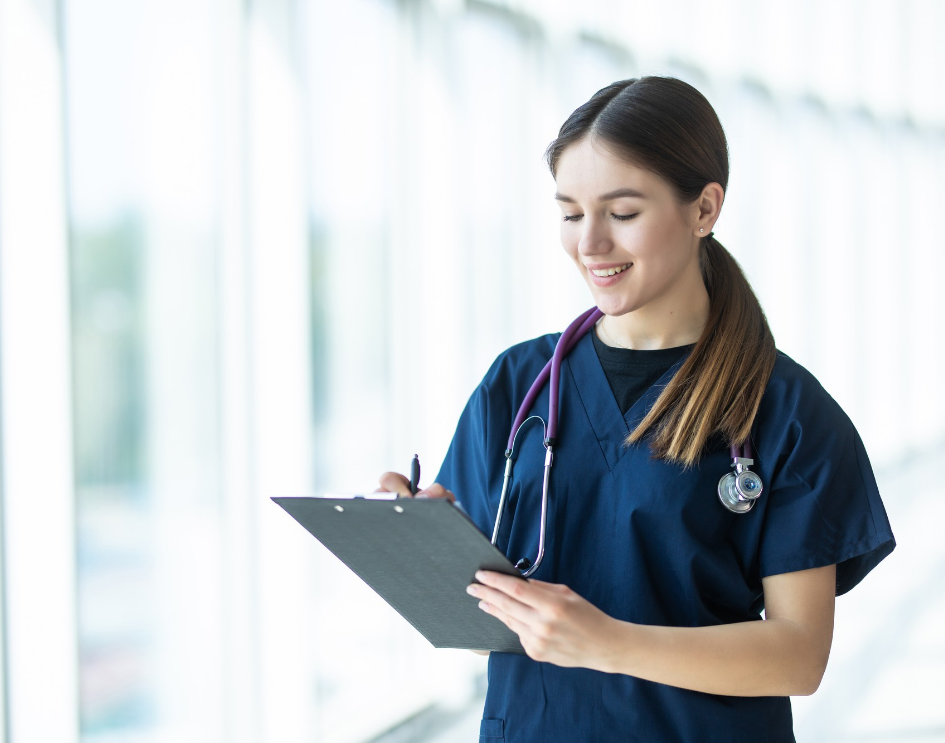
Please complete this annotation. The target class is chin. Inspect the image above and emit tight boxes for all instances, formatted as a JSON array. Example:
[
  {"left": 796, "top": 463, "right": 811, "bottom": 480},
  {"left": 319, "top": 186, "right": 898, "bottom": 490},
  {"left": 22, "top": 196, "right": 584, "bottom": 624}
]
[{"left": 590, "top": 293, "right": 640, "bottom": 317}]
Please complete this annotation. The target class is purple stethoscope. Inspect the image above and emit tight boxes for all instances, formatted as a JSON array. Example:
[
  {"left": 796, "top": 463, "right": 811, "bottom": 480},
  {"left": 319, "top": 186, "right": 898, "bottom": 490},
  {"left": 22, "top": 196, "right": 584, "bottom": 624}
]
[{"left": 490, "top": 307, "right": 764, "bottom": 577}]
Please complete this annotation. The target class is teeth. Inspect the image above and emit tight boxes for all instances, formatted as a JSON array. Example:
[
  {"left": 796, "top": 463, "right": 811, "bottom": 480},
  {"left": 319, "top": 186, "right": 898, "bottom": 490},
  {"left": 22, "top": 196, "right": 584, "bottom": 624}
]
[{"left": 591, "top": 263, "right": 631, "bottom": 277}]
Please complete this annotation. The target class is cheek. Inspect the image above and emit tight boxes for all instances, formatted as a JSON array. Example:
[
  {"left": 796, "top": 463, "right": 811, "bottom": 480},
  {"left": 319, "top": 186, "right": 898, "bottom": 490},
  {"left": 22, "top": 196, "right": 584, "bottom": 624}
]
[
  {"left": 633, "top": 220, "right": 688, "bottom": 266},
  {"left": 560, "top": 225, "right": 580, "bottom": 261},
  {"left": 636, "top": 243, "right": 692, "bottom": 289}
]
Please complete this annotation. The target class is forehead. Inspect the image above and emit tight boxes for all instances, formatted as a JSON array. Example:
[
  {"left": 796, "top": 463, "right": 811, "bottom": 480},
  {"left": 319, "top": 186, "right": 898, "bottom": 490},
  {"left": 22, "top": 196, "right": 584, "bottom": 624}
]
[{"left": 554, "top": 137, "right": 669, "bottom": 196}]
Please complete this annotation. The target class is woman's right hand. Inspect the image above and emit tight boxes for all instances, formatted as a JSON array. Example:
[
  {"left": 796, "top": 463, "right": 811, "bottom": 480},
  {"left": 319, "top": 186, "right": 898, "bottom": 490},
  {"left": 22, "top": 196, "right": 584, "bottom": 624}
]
[{"left": 375, "top": 472, "right": 456, "bottom": 502}]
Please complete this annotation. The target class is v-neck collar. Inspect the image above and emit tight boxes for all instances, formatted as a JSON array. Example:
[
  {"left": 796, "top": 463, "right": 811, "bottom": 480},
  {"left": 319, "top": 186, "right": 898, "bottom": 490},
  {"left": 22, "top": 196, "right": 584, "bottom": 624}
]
[{"left": 564, "top": 329, "right": 692, "bottom": 472}]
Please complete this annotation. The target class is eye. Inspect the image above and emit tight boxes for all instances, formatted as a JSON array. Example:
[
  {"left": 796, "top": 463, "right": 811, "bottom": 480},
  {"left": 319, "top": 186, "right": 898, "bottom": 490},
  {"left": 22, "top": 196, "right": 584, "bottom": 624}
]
[
  {"left": 611, "top": 213, "right": 638, "bottom": 221},
  {"left": 562, "top": 214, "right": 582, "bottom": 222}
]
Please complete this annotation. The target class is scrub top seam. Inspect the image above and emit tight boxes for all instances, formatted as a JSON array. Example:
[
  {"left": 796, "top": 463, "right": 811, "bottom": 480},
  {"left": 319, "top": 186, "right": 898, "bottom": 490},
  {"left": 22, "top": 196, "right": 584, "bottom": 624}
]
[{"left": 852, "top": 434, "right": 879, "bottom": 536}]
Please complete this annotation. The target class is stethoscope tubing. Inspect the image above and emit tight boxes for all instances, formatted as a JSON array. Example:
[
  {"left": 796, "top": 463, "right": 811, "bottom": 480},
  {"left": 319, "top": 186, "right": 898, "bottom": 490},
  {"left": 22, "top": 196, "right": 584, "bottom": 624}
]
[
  {"left": 495, "top": 308, "right": 604, "bottom": 578},
  {"left": 506, "top": 307, "right": 603, "bottom": 451}
]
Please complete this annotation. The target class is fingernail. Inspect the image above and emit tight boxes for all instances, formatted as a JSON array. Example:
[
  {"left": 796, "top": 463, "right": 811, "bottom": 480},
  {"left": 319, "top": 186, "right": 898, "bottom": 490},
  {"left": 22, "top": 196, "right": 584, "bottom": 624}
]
[
  {"left": 466, "top": 585, "right": 478, "bottom": 596},
  {"left": 474, "top": 570, "right": 485, "bottom": 581}
]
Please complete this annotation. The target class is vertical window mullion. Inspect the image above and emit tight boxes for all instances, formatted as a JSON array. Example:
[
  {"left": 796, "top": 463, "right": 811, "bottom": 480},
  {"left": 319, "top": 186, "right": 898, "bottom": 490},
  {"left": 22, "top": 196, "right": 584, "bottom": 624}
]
[{"left": 0, "top": 0, "right": 80, "bottom": 740}]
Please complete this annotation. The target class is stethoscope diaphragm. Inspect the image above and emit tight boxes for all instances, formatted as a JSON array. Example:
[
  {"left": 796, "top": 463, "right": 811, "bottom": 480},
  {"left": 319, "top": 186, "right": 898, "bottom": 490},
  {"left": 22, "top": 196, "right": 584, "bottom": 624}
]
[{"left": 718, "top": 456, "right": 764, "bottom": 513}]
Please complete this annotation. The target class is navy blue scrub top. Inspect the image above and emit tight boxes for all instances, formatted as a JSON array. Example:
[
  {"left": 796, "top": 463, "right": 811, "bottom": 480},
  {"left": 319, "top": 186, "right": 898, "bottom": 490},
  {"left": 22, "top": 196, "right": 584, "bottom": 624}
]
[{"left": 436, "top": 330, "right": 896, "bottom": 743}]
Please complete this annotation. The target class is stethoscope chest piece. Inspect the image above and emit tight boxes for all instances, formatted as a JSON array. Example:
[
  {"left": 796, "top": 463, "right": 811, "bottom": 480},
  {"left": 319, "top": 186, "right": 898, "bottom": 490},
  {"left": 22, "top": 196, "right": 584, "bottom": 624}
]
[{"left": 718, "top": 455, "right": 764, "bottom": 514}]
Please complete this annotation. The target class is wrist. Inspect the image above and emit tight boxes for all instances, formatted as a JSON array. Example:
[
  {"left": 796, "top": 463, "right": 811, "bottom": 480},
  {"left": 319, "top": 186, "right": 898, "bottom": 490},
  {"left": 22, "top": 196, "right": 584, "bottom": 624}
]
[{"left": 596, "top": 618, "right": 639, "bottom": 675}]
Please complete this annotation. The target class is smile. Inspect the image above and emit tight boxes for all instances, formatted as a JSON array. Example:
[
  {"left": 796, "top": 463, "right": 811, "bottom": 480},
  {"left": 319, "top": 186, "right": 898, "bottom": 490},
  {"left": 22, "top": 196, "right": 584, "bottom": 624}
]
[{"left": 589, "top": 263, "right": 632, "bottom": 277}]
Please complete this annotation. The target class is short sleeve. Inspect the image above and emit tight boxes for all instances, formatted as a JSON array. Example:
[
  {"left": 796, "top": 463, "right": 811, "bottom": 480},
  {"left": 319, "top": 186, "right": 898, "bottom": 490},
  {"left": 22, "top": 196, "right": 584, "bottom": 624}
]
[
  {"left": 436, "top": 386, "right": 486, "bottom": 528},
  {"left": 756, "top": 370, "right": 896, "bottom": 596},
  {"left": 434, "top": 380, "right": 499, "bottom": 539}
]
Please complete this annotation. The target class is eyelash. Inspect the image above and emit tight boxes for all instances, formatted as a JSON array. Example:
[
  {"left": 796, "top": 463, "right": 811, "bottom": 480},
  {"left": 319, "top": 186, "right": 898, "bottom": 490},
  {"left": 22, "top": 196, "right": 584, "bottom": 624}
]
[{"left": 562, "top": 213, "right": 638, "bottom": 222}]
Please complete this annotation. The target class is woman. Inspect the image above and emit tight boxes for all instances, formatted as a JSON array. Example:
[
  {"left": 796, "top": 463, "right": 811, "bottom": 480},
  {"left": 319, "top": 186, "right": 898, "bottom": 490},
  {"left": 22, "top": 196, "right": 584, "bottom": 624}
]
[{"left": 379, "top": 76, "right": 895, "bottom": 742}]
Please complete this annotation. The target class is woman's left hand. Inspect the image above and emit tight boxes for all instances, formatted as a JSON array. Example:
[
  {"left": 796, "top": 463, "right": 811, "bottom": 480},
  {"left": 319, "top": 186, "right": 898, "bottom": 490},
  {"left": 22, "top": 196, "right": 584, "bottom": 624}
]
[{"left": 467, "top": 570, "right": 619, "bottom": 670}]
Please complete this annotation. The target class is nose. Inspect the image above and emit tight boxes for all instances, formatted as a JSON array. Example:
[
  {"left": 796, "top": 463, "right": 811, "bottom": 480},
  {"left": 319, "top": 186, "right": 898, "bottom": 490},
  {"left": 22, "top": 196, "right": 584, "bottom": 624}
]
[{"left": 577, "top": 217, "right": 612, "bottom": 257}]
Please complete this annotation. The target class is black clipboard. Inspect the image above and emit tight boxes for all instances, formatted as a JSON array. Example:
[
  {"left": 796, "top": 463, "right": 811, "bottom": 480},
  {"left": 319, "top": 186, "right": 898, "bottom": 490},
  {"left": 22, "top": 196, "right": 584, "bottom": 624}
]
[{"left": 272, "top": 495, "right": 526, "bottom": 654}]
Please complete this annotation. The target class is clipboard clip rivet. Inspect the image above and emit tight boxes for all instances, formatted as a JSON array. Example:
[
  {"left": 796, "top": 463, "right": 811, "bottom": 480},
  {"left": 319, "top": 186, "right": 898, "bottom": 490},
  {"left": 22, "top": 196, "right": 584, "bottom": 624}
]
[
  {"left": 334, "top": 505, "right": 344, "bottom": 512},
  {"left": 394, "top": 505, "right": 404, "bottom": 513}
]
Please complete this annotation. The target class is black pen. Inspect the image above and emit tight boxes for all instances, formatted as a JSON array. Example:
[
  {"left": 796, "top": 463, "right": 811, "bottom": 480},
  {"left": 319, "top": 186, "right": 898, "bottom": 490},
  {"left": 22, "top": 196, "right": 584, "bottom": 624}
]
[{"left": 409, "top": 454, "right": 420, "bottom": 495}]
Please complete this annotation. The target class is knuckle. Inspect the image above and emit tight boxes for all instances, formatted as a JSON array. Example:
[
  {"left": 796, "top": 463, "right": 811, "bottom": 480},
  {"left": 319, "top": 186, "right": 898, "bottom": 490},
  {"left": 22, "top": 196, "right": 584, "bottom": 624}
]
[
  {"left": 529, "top": 637, "right": 548, "bottom": 659},
  {"left": 535, "top": 620, "right": 554, "bottom": 640},
  {"left": 419, "top": 484, "right": 449, "bottom": 499}
]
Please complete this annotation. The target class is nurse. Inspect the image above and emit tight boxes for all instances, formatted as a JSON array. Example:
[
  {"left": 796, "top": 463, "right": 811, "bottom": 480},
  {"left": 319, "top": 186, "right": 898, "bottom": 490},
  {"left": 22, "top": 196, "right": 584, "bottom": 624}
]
[{"left": 379, "top": 76, "right": 895, "bottom": 742}]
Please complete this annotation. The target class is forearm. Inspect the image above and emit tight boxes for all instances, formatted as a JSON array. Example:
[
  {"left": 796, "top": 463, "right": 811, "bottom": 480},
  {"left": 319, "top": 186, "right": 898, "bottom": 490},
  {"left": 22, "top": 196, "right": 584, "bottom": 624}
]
[{"left": 599, "top": 617, "right": 828, "bottom": 697}]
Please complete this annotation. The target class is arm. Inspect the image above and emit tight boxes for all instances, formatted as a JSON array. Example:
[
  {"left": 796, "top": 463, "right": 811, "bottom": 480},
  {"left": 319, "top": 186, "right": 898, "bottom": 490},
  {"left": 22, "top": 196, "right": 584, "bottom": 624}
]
[
  {"left": 468, "top": 564, "right": 835, "bottom": 697},
  {"left": 604, "top": 565, "right": 835, "bottom": 696}
]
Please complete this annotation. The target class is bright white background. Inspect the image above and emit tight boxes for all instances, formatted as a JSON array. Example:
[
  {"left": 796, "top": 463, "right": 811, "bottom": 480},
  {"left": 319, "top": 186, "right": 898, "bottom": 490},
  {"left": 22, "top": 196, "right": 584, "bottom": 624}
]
[{"left": 0, "top": 0, "right": 942, "bottom": 742}]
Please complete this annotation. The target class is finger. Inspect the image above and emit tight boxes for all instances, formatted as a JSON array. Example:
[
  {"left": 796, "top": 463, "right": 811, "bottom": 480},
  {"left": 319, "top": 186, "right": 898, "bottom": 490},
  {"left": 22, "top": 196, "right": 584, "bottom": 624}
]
[
  {"left": 474, "top": 570, "right": 553, "bottom": 611},
  {"left": 477, "top": 599, "right": 530, "bottom": 638},
  {"left": 522, "top": 578, "right": 572, "bottom": 595},
  {"left": 378, "top": 471, "right": 413, "bottom": 497},
  {"left": 478, "top": 597, "right": 557, "bottom": 663},
  {"left": 468, "top": 583, "right": 540, "bottom": 626},
  {"left": 416, "top": 482, "right": 456, "bottom": 502}
]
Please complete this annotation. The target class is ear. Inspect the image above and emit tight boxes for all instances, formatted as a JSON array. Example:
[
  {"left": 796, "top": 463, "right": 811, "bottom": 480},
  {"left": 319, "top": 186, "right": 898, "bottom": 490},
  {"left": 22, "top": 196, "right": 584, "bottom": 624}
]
[{"left": 692, "top": 182, "right": 724, "bottom": 237}]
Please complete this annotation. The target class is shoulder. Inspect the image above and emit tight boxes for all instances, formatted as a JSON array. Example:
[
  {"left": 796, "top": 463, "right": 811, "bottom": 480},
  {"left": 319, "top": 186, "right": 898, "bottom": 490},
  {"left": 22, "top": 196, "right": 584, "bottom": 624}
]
[
  {"left": 755, "top": 349, "right": 860, "bottom": 476},
  {"left": 479, "top": 332, "right": 559, "bottom": 390},
  {"left": 442, "top": 333, "right": 560, "bottom": 463},
  {"left": 760, "top": 350, "right": 850, "bottom": 428},
  {"left": 460, "top": 333, "right": 561, "bottom": 426}
]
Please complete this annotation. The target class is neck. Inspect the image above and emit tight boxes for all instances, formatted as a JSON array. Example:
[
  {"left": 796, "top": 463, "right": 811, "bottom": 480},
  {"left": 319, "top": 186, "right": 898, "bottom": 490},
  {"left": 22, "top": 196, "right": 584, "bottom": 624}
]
[{"left": 597, "top": 268, "right": 710, "bottom": 350}]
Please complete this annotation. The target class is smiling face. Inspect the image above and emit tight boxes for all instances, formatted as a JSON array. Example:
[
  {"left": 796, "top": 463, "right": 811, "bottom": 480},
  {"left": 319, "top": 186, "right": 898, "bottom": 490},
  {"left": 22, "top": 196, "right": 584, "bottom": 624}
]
[{"left": 555, "top": 136, "right": 708, "bottom": 323}]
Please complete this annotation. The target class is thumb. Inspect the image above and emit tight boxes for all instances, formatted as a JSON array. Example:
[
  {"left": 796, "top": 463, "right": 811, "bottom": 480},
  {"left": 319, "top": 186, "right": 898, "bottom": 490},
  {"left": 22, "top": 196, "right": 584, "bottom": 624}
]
[{"left": 377, "top": 471, "right": 413, "bottom": 497}]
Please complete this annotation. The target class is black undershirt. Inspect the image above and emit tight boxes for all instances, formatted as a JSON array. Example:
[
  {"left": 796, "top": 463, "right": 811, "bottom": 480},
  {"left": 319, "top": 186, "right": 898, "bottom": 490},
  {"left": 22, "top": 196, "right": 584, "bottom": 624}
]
[{"left": 591, "top": 326, "right": 695, "bottom": 416}]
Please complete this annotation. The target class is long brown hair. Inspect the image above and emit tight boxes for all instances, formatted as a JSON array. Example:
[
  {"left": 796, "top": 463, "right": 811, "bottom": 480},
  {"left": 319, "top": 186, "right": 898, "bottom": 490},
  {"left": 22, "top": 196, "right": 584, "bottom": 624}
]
[{"left": 545, "top": 77, "right": 777, "bottom": 468}]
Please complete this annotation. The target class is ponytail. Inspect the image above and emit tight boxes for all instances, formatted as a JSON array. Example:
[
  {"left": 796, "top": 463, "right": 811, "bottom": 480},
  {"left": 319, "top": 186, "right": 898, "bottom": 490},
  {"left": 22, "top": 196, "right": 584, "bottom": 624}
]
[
  {"left": 625, "top": 234, "right": 777, "bottom": 467},
  {"left": 545, "top": 76, "right": 777, "bottom": 466}
]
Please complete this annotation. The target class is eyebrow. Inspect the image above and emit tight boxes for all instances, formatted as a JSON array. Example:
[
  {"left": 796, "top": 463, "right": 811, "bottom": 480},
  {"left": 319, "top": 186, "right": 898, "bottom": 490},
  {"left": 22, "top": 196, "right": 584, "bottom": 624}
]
[{"left": 554, "top": 187, "right": 647, "bottom": 203}]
